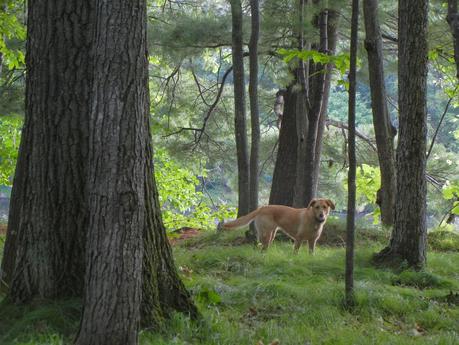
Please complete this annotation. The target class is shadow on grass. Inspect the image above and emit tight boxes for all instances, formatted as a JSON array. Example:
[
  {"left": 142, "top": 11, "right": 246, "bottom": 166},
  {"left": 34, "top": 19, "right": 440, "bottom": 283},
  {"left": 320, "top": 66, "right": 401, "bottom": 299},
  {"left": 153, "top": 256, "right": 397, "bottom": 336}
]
[{"left": 0, "top": 297, "right": 81, "bottom": 345}]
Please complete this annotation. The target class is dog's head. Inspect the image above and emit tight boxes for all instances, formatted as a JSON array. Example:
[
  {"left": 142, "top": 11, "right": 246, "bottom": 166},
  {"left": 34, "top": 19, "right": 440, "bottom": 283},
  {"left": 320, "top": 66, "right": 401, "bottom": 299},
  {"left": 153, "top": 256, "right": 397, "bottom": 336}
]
[{"left": 307, "top": 198, "right": 335, "bottom": 223}]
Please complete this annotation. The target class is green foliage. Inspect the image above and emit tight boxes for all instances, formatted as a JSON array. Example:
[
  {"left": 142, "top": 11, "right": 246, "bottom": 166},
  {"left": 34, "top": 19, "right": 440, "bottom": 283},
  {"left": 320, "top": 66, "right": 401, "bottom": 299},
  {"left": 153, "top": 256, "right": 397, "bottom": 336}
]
[
  {"left": 0, "top": 1, "right": 26, "bottom": 69},
  {"left": 155, "top": 149, "right": 236, "bottom": 231},
  {"left": 442, "top": 181, "right": 459, "bottom": 215},
  {"left": 428, "top": 228, "right": 459, "bottom": 252},
  {"left": 0, "top": 115, "right": 21, "bottom": 186}
]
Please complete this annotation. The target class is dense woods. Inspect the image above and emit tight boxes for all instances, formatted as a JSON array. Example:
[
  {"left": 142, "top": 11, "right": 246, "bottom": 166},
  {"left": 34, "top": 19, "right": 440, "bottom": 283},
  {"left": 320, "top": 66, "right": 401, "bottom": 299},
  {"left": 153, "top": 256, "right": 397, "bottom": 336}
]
[{"left": 0, "top": 0, "right": 459, "bottom": 344}]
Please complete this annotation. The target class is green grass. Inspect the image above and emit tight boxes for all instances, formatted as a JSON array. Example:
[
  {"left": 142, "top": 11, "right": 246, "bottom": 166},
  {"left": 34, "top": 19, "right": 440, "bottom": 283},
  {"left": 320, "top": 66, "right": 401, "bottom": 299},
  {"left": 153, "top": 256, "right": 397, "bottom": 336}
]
[{"left": 1, "top": 225, "right": 459, "bottom": 345}]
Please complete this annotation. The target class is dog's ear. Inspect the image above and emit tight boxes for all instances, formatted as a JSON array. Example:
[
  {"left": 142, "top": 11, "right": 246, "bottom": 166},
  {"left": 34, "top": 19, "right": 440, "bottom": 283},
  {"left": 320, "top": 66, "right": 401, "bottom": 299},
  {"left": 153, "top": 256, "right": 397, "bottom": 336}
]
[
  {"left": 308, "top": 199, "right": 317, "bottom": 208},
  {"left": 326, "top": 199, "right": 335, "bottom": 210}
]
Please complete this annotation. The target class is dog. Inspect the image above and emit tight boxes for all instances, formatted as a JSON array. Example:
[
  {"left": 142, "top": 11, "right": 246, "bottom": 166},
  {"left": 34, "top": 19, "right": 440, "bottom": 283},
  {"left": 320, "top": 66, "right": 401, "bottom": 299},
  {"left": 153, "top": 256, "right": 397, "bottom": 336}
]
[{"left": 221, "top": 198, "right": 335, "bottom": 254}]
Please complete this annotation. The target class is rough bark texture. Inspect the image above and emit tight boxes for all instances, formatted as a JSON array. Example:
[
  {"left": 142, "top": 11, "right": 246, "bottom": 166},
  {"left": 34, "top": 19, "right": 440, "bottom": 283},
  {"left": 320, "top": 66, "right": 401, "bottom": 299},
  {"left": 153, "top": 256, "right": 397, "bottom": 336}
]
[
  {"left": 231, "top": 0, "right": 250, "bottom": 217},
  {"left": 247, "top": 0, "right": 260, "bottom": 241},
  {"left": 312, "top": 11, "right": 339, "bottom": 195},
  {"left": 447, "top": 0, "right": 459, "bottom": 79},
  {"left": 301, "top": 9, "right": 328, "bottom": 207},
  {"left": 345, "top": 0, "right": 359, "bottom": 307},
  {"left": 1, "top": 0, "right": 93, "bottom": 301},
  {"left": 363, "top": 0, "right": 396, "bottom": 226},
  {"left": 75, "top": 1, "right": 147, "bottom": 343},
  {"left": 292, "top": 0, "right": 310, "bottom": 208},
  {"left": 269, "top": 86, "right": 298, "bottom": 206},
  {"left": 375, "top": 0, "right": 429, "bottom": 269}
]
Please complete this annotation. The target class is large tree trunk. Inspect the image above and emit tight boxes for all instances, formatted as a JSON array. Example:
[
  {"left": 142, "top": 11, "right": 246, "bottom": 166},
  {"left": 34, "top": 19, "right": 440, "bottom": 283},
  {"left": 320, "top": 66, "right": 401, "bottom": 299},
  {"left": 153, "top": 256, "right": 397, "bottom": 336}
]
[
  {"left": 76, "top": 1, "right": 197, "bottom": 342},
  {"left": 363, "top": 0, "right": 396, "bottom": 226},
  {"left": 75, "top": 1, "right": 147, "bottom": 342},
  {"left": 447, "top": 0, "right": 459, "bottom": 79},
  {"left": 345, "top": 0, "right": 359, "bottom": 307},
  {"left": 292, "top": 0, "right": 310, "bottom": 208},
  {"left": 375, "top": 0, "right": 429, "bottom": 269},
  {"left": 269, "top": 86, "right": 299, "bottom": 206},
  {"left": 312, "top": 10, "right": 339, "bottom": 195},
  {"left": 1, "top": 0, "right": 93, "bottom": 301},
  {"left": 230, "top": 0, "right": 250, "bottom": 217},
  {"left": 247, "top": 0, "right": 260, "bottom": 241}
]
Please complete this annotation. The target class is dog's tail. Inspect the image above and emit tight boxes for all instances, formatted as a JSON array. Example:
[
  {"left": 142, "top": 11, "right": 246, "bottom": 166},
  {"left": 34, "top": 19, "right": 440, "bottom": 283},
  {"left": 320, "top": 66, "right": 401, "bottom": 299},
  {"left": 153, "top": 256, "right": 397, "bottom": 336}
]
[{"left": 221, "top": 209, "right": 260, "bottom": 230}]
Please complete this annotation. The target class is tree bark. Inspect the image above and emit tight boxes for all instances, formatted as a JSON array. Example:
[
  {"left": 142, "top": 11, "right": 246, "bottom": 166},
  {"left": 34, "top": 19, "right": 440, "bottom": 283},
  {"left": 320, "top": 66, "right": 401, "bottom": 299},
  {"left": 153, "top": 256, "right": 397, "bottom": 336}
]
[
  {"left": 363, "top": 0, "right": 396, "bottom": 226},
  {"left": 269, "top": 86, "right": 298, "bottom": 206},
  {"left": 447, "top": 0, "right": 459, "bottom": 79},
  {"left": 1, "top": 0, "right": 93, "bottom": 301},
  {"left": 247, "top": 0, "right": 260, "bottom": 241},
  {"left": 230, "top": 0, "right": 250, "bottom": 217},
  {"left": 375, "top": 0, "right": 429, "bottom": 269},
  {"left": 345, "top": 0, "right": 359, "bottom": 307},
  {"left": 301, "top": 9, "right": 328, "bottom": 207},
  {"left": 312, "top": 10, "right": 339, "bottom": 195},
  {"left": 75, "top": 1, "right": 147, "bottom": 343}
]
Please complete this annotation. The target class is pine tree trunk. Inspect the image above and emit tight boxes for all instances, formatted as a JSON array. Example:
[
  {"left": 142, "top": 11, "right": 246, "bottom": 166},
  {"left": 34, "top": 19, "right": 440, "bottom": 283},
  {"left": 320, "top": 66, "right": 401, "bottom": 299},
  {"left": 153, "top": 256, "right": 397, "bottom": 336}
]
[
  {"left": 269, "top": 85, "right": 299, "bottom": 206},
  {"left": 345, "top": 0, "right": 359, "bottom": 307},
  {"left": 363, "top": 0, "right": 396, "bottom": 226},
  {"left": 375, "top": 0, "right": 428, "bottom": 269},
  {"left": 230, "top": 0, "right": 250, "bottom": 217},
  {"left": 1, "top": 0, "right": 93, "bottom": 301},
  {"left": 312, "top": 10, "right": 339, "bottom": 195},
  {"left": 302, "top": 9, "right": 328, "bottom": 207},
  {"left": 75, "top": 1, "right": 147, "bottom": 343},
  {"left": 447, "top": 0, "right": 459, "bottom": 79},
  {"left": 247, "top": 0, "right": 260, "bottom": 241}
]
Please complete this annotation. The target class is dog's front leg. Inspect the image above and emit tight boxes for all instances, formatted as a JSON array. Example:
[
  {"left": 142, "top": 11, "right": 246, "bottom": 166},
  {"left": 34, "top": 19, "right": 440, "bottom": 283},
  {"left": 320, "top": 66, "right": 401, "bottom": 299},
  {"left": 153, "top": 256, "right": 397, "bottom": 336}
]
[
  {"left": 308, "top": 239, "right": 317, "bottom": 255},
  {"left": 293, "top": 240, "right": 302, "bottom": 254}
]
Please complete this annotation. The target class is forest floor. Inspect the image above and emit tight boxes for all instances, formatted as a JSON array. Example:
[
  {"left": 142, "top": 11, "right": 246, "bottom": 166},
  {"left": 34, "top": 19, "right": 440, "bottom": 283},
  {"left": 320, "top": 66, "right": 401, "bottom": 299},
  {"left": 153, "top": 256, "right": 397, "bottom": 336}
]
[{"left": 0, "top": 219, "right": 459, "bottom": 345}]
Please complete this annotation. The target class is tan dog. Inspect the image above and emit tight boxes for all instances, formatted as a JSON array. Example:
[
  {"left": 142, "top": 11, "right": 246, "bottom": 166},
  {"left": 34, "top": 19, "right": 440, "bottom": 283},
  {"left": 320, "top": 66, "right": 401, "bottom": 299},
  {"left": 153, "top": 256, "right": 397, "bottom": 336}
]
[{"left": 222, "top": 198, "right": 335, "bottom": 253}]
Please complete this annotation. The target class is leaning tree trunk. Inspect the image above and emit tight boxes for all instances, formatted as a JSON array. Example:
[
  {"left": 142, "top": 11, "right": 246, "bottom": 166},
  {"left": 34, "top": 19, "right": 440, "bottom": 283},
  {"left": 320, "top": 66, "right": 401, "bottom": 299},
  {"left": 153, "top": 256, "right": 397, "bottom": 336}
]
[
  {"left": 312, "top": 10, "right": 340, "bottom": 195},
  {"left": 247, "top": 0, "right": 260, "bottom": 241},
  {"left": 1, "top": 0, "right": 93, "bottom": 301},
  {"left": 230, "top": 0, "right": 250, "bottom": 217},
  {"left": 375, "top": 0, "right": 429, "bottom": 269},
  {"left": 363, "top": 0, "right": 396, "bottom": 226},
  {"left": 447, "top": 0, "right": 459, "bottom": 79}
]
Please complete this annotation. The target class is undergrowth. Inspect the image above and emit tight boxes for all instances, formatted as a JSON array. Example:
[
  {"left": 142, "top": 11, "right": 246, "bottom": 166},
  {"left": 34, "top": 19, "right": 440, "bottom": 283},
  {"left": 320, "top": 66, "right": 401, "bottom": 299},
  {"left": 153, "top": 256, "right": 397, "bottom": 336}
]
[{"left": 0, "top": 223, "right": 458, "bottom": 345}]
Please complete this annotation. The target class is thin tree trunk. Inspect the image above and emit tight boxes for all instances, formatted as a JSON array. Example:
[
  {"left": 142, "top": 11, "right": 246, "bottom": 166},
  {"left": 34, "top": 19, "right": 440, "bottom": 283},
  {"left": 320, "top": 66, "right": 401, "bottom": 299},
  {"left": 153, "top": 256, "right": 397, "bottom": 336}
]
[
  {"left": 374, "top": 0, "right": 429, "bottom": 269},
  {"left": 363, "top": 0, "right": 396, "bottom": 226},
  {"left": 230, "top": 0, "right": 250, "bottom": 217},
  {"left": 312, "top": 10, "right": 340, "bottom": 195},
  {"left": 247, "top": 0, "right": 260, "bottom": 241},
  {"left": 345, "top": 0, "right": 359, "bottom": 307},
  {"left": 447, "top": 0, "right": 459, "bottom": 79},
  {"left": 302, "top": 9, "right": 328, "bottom": 206},
  {"left": 1, "top": 0, "right": 93, "bottom": 301}
]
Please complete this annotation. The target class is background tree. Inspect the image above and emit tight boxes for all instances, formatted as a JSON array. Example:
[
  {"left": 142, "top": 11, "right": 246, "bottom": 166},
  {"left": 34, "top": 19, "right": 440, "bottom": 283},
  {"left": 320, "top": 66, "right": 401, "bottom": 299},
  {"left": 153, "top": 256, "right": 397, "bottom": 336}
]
[
  {"left": 1, "top": 0, "right": 93, "bottom": 301},
  {"left": 247, "top": 0, "right": 260, "bottom": 240},
  {"left": 375, "top": 0, "right": 429, "bottom": 268},
  {"left": 363, "top": 0, "right": 396, "bottom": 226},
  {"left": 447, "top": 0, "right": 459, "bottom": 78},
  {"left": 345, "top": 0, "right": 359, "bottom": 307},
  {"left": 230, "top": 0, "right": 250, "bottom": 217}
]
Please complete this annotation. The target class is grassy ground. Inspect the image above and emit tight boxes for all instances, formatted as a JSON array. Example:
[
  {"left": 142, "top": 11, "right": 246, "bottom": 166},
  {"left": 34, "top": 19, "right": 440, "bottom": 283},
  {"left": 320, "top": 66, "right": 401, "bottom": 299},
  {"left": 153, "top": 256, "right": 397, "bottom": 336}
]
[{"left": 1, "top": 221, "right": 459, "bottom": 345}]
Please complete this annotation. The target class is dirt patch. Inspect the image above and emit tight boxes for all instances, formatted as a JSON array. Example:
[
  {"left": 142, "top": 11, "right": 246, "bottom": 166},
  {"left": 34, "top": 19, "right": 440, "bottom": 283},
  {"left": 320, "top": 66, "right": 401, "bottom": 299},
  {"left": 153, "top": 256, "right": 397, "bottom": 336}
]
[
  {"left": 0, "top": 223, "right": 7, "bottom": 236},
  {"left": 169, "top": 227, "right": 202, "bottom": 245}
]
